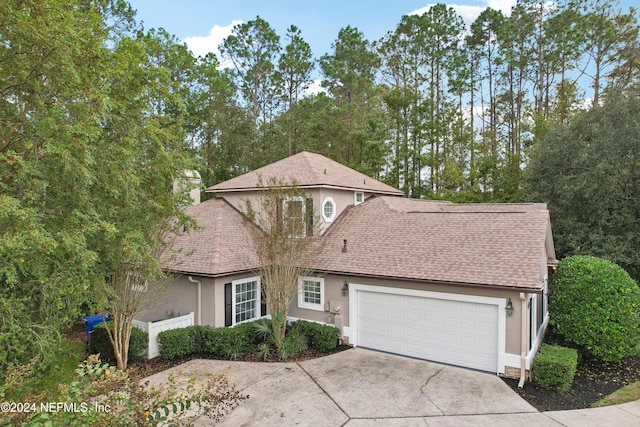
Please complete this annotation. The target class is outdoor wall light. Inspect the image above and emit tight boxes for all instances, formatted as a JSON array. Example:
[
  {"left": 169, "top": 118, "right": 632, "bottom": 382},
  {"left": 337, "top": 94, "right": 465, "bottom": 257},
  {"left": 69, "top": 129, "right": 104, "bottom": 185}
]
[
  {"left": 342, "top": 282, "right": 349, "bottom": 297},
  {"left": 505, "top": 298, "right": 514, "bottom": 316}
]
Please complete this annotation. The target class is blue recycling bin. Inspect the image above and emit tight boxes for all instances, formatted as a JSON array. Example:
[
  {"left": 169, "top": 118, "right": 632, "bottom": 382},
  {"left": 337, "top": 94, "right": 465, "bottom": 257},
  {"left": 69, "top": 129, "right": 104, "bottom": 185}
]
[{"left": 83, "top": 314, "right": 110, "bottom": 342}]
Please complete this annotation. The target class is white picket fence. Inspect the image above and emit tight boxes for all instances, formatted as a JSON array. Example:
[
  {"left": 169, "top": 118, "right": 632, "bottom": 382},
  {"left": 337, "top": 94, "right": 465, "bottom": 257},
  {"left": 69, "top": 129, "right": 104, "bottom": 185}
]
[{"left": 133, "top": 312, "right": 194, "bottom": 359}]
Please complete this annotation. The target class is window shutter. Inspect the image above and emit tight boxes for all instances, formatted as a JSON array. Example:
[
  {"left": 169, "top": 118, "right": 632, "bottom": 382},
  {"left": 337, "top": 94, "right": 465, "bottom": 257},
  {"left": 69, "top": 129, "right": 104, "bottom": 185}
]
[
  {"left": 276, "top": 198, "right": 283, "bottom": 233},
  {"left": 224, "top": 282, "right": 232, "bottom": 326},
  {"left": 305, "top": 198, "right": 314, "bottom": 236},
  {"left": 260, "top": 287, "right": 267, "bottom": 316}
]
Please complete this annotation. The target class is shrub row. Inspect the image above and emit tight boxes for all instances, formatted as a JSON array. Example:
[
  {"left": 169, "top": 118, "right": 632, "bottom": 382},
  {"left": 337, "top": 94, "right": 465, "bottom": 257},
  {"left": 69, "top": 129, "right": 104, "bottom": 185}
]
[
  {"left": 533, "top": 344, "right": 578, "bottom": 392},
  {"left": 157, "top": 320, "right": 341, "bottom": 360},
  {"left": 157, "top": 323, "right": 255, "bottom": 360},
  {"left": 88, "top": 321, "right": 148, "bottom": 364},
  {"left": 293, "top": 320, "right": 341, "bottom": 353}
]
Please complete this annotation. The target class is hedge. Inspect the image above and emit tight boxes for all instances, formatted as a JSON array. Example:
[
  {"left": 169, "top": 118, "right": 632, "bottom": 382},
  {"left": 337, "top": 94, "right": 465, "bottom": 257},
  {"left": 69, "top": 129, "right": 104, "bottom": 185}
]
[
  {"left": 293, "top": 320, "right": 341, "bottom": 353},
  {"left": 157, "top": 319, "right": 341, "bottom": 360},
  {"left": 549, "top": 255, "right": 640, "bottom": 361},
  {"left": 157, "top": 324, "right": 254, "bottom": 360},
  {"left": 533, "top": 344, "right": 578, "bottom": 392},
  {"left": 88, "top": 321, "right": 148, "bottom": 364}
]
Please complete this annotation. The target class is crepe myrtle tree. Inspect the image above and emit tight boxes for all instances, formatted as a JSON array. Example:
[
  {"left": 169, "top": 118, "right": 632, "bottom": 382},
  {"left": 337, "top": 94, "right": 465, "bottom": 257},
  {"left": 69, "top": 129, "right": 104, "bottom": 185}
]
[{"left": 241, "top": 177, "right": 322, "bottom": 355}]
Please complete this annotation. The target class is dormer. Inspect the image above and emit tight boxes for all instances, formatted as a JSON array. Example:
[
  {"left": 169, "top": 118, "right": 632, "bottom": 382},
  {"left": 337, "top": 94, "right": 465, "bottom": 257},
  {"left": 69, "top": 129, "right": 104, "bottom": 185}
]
[{"left": 205, "top": 151, "right": 403, "bottom": 234}]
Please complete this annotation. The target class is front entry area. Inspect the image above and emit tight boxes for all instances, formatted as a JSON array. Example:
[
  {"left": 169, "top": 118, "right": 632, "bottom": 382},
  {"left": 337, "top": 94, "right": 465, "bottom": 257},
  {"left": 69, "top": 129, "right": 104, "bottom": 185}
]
[{"left": 349, "top": 284, "right": 505, "bottom": 373}]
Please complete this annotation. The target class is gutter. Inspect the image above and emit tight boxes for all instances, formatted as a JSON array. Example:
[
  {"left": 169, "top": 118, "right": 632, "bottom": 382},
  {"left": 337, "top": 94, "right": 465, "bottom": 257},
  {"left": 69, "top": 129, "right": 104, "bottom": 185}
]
[
  {"left": 518, "top": 292, "right": 527, "bottom": 388},
  {"left": 188, "top": 276, "right": 202, "bottom": 326}
]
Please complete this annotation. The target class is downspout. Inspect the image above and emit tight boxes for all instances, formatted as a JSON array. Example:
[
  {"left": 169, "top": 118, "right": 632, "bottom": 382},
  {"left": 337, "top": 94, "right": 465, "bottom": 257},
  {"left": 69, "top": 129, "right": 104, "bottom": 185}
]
[
  {"left": 518, "top": 292, "right": 527, "bottom": 388},
  {"left": 188, "top": 276, "right": 202, "bottom": 326}
]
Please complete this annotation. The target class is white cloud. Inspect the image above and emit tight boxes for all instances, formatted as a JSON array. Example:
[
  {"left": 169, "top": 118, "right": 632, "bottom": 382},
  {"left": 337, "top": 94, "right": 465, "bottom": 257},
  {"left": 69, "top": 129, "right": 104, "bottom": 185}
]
[
  {"left": 410, "top": 0, "right": 517, "bottom": 25},
  {"left": 182, "top": 20, "right": 242, "bottom": 60},
  {"left": 305, "top": 79, "right": 325, "bottom": 96}
]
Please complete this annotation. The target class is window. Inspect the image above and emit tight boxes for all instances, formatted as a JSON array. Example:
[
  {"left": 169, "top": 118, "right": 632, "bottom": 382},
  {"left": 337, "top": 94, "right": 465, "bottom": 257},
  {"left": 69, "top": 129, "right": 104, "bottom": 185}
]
[
  {"left": 298, "top": 276, "right": 324, "bottom": 311},
  {"left": 283, "top": 197, "right": 305, "bottom": 237},
  {"left": 322, "top": 197, "right": 336, "bottom": 222},
  {"left": 354, "top": 192, "right": 364, "bottom": 205},
  {"left": 233, "top": 277, "right": 261, "bottom": 324}
]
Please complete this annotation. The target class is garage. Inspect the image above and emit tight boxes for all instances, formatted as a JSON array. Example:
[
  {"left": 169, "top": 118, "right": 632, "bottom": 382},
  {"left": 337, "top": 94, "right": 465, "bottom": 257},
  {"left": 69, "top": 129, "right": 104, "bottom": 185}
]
[{"left": 350, "top": 284, "right": 504, "bottom": 373}]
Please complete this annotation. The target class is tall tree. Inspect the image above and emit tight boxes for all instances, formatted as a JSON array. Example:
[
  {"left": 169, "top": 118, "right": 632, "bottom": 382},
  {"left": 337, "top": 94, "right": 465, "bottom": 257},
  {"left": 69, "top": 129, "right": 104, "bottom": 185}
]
[
  {"left": 526, "top": 86, "right": 640, "bottom": 279},
  {"left": 220, "top": 16, "right": 280, "bottom": 161},
  {"left": 277, "top": 25, "right": 314, "bottom": 156},
  {"left": 319, "top": 26, "right": 384, "bottom": 168}
]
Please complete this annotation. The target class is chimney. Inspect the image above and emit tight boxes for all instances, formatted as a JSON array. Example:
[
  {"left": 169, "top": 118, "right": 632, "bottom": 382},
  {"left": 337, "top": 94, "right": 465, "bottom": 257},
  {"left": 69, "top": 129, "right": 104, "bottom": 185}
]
[{"left": 173, "top": 170, "right": 201, "bottom": 207}]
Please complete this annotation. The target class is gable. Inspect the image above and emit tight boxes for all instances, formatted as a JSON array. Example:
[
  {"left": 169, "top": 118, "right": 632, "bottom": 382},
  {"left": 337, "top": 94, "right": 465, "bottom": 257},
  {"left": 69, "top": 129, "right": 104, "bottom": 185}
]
[{"left": 206, "top": 151, "right": 403, "bottom": 196}]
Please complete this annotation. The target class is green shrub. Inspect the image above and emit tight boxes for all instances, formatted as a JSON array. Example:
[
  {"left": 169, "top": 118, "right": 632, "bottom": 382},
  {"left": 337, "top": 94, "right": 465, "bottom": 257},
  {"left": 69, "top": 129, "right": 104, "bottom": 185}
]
[
  {"left": 549, "top": 255, "right": 640, "bottom": 361},
  {"left": 88, "top": 322, "right": 148, "bottom": 364},
  {"left": 293, "top": 320, "right": 341, "bottom": 353},
  {"left": 158, "top": 323, "right": 257, "bottom": 360},
  {"left": 533, "top": 344, "right": 578, "bottom": 392},
  {"left": 157, "top": 326, "right": 199, "bottom": 360}
]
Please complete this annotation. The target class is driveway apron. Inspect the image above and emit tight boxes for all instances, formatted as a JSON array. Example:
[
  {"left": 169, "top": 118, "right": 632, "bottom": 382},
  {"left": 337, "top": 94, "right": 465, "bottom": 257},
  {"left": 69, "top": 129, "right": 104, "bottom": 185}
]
[{"left": 143, "top": 348, "right": 541, "bottom": 426}]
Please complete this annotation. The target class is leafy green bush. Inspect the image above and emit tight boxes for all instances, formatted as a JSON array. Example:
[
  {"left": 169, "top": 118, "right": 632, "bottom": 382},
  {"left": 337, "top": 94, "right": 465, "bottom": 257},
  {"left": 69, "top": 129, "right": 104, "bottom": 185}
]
[
  {"left": 549, "top": 255, "right": 640, "bottom": 361},
  {"left": 293, "top": 320, "right": 341, "bottom": 352},
  {"left": 156, "top": 326, "right": 198, "bottom": 360},
  {"left": 158, "top": 323, "right": 257, "bottom": 360},
  {"left": 533, "top": 344, "right": 578, "bottom": 392},
  {"left": 88, "top": 322, "right": 148, "bottom": 364}
]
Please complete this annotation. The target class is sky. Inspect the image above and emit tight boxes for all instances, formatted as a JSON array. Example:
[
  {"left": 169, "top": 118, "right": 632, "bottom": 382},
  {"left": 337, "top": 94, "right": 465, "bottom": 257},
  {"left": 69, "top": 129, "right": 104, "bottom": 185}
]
[{"left": 127, "top": 0, "right": 522, "bottom": 60}]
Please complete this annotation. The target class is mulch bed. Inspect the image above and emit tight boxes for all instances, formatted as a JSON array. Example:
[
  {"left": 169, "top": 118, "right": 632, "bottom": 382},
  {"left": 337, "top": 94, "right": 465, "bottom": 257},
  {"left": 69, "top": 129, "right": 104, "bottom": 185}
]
[
  {"left": 126, "top": 345, "right": 351, "bottom": 382},
  {"left": 502, "top": 355, "right": 640, "bottom": 411}
]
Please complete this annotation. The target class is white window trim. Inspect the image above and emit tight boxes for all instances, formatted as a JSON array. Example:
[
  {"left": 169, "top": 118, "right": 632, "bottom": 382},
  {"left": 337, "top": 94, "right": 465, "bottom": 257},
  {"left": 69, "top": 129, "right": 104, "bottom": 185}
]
[
  {"left": 354, "top": 191, "right": 364, "bottom": 205},
  {"left": 232, "top": 276, "right": 261, "bottom": 325},
  {"left": 298, "top": 276, "right": 324, "bottom": 311},
  {"left": 321, "top": 197, "right": 336, "bottom": 222}
]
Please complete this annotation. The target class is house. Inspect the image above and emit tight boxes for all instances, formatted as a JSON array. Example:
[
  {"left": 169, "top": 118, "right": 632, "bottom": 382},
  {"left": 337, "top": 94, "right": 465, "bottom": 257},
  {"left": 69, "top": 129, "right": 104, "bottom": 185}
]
[{"left": 137, "top": 151, "right": 556, "bottom": 381}]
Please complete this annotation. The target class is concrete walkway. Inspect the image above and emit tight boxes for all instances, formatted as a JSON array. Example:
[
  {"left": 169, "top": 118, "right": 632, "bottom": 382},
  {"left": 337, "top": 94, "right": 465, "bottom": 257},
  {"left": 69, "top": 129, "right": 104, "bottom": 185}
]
[{"left": 143, "top": 348, "right": 640, "bottom": 426}]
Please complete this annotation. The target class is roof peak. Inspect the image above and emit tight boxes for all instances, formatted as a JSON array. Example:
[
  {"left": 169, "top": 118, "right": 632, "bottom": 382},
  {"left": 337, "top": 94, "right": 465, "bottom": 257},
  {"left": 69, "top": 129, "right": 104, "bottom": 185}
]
[{"left": 206, "top": 151, "right": 403, "bottom": 195}]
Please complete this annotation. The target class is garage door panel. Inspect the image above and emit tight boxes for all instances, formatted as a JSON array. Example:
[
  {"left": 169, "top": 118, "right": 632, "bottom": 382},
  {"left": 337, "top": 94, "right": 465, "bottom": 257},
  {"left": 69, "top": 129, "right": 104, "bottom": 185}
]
[{"left": 356, "top": 289, "right": 499, "bottom": 372}]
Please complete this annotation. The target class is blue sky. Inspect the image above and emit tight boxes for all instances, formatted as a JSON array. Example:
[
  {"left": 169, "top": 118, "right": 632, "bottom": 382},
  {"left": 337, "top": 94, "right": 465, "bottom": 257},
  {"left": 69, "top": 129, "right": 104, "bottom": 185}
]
[{"left": 128, "top": 0, "right": 524, "bottom": 59}]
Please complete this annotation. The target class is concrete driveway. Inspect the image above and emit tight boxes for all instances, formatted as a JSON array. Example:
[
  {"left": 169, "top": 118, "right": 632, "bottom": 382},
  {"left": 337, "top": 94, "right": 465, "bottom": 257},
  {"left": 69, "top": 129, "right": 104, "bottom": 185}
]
[{"left": 143, "top": 348, "right": 640, "bottom": 426}]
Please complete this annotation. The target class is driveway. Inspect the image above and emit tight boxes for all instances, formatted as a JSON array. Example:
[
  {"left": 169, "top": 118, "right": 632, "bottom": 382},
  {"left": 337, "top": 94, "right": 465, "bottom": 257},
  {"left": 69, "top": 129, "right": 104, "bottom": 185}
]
[{"left": 144, "top": 348, "right": 556, "bottom": 426}]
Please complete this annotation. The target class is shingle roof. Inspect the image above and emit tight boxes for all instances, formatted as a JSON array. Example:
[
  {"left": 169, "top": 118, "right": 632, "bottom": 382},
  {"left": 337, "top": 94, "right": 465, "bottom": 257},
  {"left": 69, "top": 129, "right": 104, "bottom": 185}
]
[
  {"left": 206, "top": 151, "right": 403, "bottom": 196},
  {"left": 309, "top": 197, "right": 553, "bottom": 290},
  {"left": 160, "top": 198, "right": 259, "bottom": 277}
]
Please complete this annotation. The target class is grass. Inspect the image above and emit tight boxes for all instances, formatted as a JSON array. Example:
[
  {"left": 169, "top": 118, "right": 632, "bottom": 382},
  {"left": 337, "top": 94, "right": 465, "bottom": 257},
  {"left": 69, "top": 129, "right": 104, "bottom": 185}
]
[
  {"left": 592, "top": 381, "right": 640, "bottom": 408},
  {"left": 4, "top": 337, "right": 86, "bottom": 402}
]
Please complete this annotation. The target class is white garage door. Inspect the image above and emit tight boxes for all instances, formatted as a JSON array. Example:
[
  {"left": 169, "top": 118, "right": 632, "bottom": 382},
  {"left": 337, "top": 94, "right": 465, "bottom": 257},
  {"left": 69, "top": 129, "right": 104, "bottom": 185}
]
[{"left": 355, "top": 287, "right": 500, "bottom": 372}]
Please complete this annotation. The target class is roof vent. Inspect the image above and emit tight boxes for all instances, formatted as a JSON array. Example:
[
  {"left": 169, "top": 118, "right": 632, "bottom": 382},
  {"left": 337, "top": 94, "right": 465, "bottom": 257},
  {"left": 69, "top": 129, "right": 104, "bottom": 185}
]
[
  {"left": 342, "top": 239, "right": 348, "bottom": 253},
  {"left": 324, "top": 168, "right": 327, "bottom": 174}
]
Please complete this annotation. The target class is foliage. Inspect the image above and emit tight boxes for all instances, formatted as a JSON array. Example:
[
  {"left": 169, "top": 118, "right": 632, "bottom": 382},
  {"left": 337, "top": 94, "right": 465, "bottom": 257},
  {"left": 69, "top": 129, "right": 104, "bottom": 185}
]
[
  {"left": 242, "top": 179, "right": 322, "bottom": 356},
  {"left": 293, "top": 320, "right": 341, "bottom": 353},
  {"left": 157, "top": 324, "right": 255, "bottom": 361},
  {"left": 88, "top": 322, "right": 148, "bottom": 365},
  {"left": 253, "top": 317, "right": 308, "bottom": 360},
  {"left": 533, "top": 344, "right": 578, "bottom": 392},
  {"left": 2, "top": 339, "right": 85, "bottom": 403},
  {"left": 549, "top": 256, "right": 640, "bottom": 361},
  {"left": 1, "top": 354, "right": 246, "bottom": 427}
]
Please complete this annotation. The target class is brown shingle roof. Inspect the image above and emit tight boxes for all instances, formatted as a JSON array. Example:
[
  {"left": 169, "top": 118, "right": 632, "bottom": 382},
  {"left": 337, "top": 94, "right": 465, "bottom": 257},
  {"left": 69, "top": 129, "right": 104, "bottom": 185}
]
[
  {"left": 160, "top": 198, "right": 259, "bottom": 277},
  {"left": 206, "top": 151, "right": 403, "bottom": 196},
  {"left": 309, "top": 197, "right": 552, "bottom": 290}
]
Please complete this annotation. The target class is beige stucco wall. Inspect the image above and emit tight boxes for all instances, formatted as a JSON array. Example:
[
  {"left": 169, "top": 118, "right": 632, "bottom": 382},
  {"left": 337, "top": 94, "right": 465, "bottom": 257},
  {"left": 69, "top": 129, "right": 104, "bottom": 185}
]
[
  {"left": 136, "top": 272, "right": 259, "bottom": 328},
  {"left": 288, "top": 273, "right": 540, "bottom": 358},
  {"left": 212, "top": 187, "right": 372, "bottom": 235}
]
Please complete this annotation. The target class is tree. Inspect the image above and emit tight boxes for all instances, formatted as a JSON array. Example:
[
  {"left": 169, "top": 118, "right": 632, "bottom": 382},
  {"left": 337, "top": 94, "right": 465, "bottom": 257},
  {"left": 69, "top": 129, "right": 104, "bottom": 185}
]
[
  {"left": 549, "top": 256, "right": 640, "bottom": 361},
  {"left": 0, "top": 0, "right": 133, "bottom": 373},
  {"left": 241, "top": 179, "right": 321, "bottom": 357},
  {"left": 526, "top": 86, "right": 640, "bottom": 278},
  {"left": 277, "top": 25, "right": 314, "bottom": 156},
  {"left": 220, "top": 16, "right": 280, "bottom": 156},
  {"left": 93, "top": 29, "right": 198, "bottom": 370}
]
